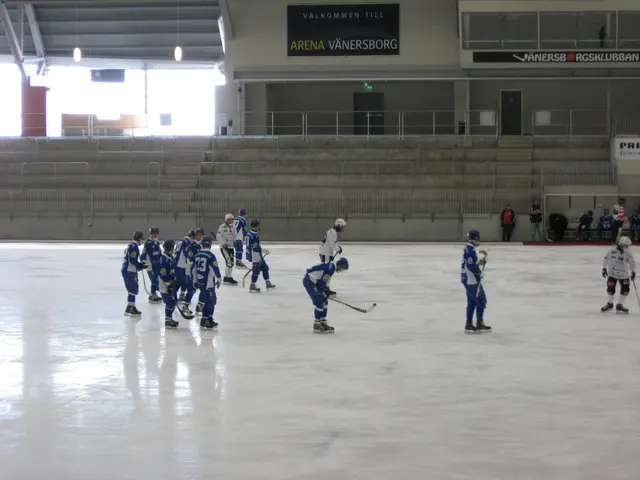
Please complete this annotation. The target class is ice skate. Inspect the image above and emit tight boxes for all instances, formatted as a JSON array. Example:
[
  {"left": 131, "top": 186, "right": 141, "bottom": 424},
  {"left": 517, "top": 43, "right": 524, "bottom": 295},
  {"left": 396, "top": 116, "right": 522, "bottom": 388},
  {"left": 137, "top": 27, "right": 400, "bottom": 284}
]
[
  {"left": 464, "top": 323, "right": 478, "bottom": 334},
  {"left": 601, "top": 302, "right": 614, "bottom": 312},
  {"left": 616, "top": 304, "right": 629, "bottom": 314},
  {"left": 178, "top": 293, "right": 185, "bottom": 304},
  {"left": 165, "top": 318, "right": 179, "bottom": 328},
  {"left": 125, "top": 305, "right": 142, "bottom": 317},
  {"left": 180, "top": 304, "right": 194, "bottom": 317},
  {"left": 200, "top": 317, "right": 218, "bottom": 329},
  {"left": 249, "top": 283, "right": 261, "bottom": 293},
  {"left": 266, "top": 281, "right": 276, "bottom": 291},
  {"left": 196, "top": 302, "right": 204, "bottom": 314},
  {"left": 476, "top": 321, "right": 492, "bottom": 333},
  {"left": 148, "top": 293, "right": 162, "bottom": 303},
  {"left": 225, "top": 277, "right": 238, "bottom": 286},
  {"left": 313, "top": 321, "right": 335, "bottom": 334}
]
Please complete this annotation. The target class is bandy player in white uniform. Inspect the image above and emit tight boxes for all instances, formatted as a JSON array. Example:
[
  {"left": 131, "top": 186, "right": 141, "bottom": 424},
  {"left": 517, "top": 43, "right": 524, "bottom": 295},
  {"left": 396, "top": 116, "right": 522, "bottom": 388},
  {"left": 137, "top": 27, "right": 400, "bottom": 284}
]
[
  {"left": 601, "top": 236, "right": 636, "bottom": 314},
  {"left": 319, "top": 218, "right": 346, "bottom": 297},
  {"left": 216, "top": 213, "right": 238, "bottom": 286}
]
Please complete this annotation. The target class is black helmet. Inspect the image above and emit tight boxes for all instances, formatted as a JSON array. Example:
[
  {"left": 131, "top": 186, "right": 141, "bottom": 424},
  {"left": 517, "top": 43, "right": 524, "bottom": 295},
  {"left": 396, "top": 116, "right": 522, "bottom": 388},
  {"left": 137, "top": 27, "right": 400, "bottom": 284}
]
[
  {"left": 163, "top": 239, "right": 176, "bottom": 254},
  {"left": 149, "top": 227, "right": 159, "bottom": 235},
  {"left": 250, "top": 219, "right": 260, "bottom": 230},
  {"left": 133, "top": 231, "right": 144, "bottom": 242}
]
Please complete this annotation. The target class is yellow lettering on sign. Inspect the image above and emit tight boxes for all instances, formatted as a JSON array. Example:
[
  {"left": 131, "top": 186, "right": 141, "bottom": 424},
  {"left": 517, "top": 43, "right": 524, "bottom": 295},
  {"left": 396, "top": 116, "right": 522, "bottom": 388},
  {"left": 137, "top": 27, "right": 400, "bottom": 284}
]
[{"left": 290, "top": 40, "right": 326, "bottom": 51}]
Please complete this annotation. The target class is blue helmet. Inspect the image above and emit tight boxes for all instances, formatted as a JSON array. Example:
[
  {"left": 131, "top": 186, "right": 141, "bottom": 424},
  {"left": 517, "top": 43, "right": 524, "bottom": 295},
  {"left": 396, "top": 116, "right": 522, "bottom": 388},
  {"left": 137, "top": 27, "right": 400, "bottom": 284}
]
[
  {"left": 250, "top": 219, "right": 260, "bottom": 230},
  {"left": 149, "top": 227, "right": 159, "bottom": 235},
  {"left": 201, "top": 236, "right": 213, "bottom": 249},
  {"left": 467, "top": 230, "right": 481, "bottom": 244},
  {"left": 163, "top": 239, "right": 176, "bottom": 254},
  {"left": 239, "top": 208, "right": 246, "bottom": 216},
  {"left": 336, "top": 257, "right": 349, "bottom": 271},
  {"left": 195, "top": 227, "right": 205, "bottom": 236},
  {"left": 133, "top": 231, "right": 144, "bottom": 242}
]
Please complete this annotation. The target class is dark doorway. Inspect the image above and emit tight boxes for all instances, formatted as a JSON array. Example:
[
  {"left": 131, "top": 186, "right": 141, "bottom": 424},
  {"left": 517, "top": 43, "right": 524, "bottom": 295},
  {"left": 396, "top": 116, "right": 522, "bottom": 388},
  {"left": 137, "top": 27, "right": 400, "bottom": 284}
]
[
  {"left": 353, "top": 92, "right": 385, "bottom": 135},
  {"left": 500, "top": 90, "right": 522, "bottom": 135}
]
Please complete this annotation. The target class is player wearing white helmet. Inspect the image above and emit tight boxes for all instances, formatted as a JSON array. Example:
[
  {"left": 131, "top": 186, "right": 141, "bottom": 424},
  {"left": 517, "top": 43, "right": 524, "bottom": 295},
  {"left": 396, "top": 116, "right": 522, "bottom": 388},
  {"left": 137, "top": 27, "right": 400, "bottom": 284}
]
[
  {"left": 601, "top": 236, "right": 636, "bottom": 314},
  {"left": 216, "top": 213, "right": 238, "bottom": 285},
  {"left": 319, "top": 218, "right": 346, "bottom": 263}
]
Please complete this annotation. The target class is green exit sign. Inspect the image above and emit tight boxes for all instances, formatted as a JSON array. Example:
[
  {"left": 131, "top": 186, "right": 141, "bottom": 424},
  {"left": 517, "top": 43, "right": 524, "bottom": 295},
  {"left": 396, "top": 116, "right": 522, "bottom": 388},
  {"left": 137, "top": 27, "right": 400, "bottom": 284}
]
[{"left": 364, "top": 82, "right": 373, "bottom": 90}]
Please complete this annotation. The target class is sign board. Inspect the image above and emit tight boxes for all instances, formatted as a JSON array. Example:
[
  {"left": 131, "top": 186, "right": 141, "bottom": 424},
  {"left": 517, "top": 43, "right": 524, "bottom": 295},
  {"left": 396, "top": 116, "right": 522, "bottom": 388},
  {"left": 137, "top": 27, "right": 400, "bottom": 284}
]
[
  {"left": 473, "top": 51, "right": 640, "bottom": 64},
  {"left": 91, "top": 69, "right": 125, "bottom": 83},
  {"left": 287, "top": 4, "right": 400, "bottom": 57},
  {"left": 614, "top": 137, "right": 640, "bottom": 161}
]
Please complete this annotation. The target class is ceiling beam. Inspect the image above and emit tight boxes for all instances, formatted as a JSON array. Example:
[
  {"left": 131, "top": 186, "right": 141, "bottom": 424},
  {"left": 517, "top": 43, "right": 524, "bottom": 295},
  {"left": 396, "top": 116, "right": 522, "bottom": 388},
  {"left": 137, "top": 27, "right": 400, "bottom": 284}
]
[
  {"left": 218, "top": 0, "right": 233, "bottom": 40},
  {"left": 24, "top": 3, "right": 45, "bottom": 76},
  {"left": 0, "top": 0, "right": 27, "bottom": 82},
  {"left": 16, "top": 4, "right": 23, "bottom": 52}
]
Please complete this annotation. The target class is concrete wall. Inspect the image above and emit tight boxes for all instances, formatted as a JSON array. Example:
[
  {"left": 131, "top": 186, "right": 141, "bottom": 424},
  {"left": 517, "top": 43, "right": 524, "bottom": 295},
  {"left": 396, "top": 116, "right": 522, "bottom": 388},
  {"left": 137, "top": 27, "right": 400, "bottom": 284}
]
[
  {"left": 459, "top": 0, "right": 640, "bottom": 13},
  {"left": 226, "top": 0, "right": 460, "bottom": 80},
  {"left": 0, "top": 215, "right": 536, "bottom": 243}
]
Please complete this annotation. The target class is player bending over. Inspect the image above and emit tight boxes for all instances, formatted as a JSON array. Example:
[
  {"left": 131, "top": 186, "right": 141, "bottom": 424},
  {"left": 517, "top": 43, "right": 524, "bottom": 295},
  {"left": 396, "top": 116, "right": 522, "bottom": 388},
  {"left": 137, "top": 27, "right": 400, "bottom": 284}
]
[
  {"left": 461, "top": 230, "right": 491, "bottom": 333},
  {"left": 217, "top": 213, "right": 239, "bottom": 285},
  {"left": 141, "top": 227, "right": 162, "bottom": 303},
  {"left": 158, "top": 239, "right": 179, "bottom": 328},
  {"left": 303, "top": 257, "right": 349, "bottom": 334},
  {"left": 246, "top": 219, "right": 276, "bottom": 293},
  {"left": 121, "top": 231, "right": 149, "bottom": 316},
  {"left": 601, "top": 236, "right": 636, "bottom": 314},
  {"left": 194, "top": 236, "right": 222, "bottom": 329},
  {"left": 234, "top": 208, "right": 247, "bottom": 267}
]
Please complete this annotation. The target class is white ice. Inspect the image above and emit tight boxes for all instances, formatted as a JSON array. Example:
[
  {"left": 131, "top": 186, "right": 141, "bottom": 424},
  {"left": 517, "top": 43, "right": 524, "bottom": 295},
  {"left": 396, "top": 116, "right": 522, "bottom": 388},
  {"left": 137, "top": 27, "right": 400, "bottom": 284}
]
[{"left": 0, "top": 243, "right": 639, "bottom": 480}]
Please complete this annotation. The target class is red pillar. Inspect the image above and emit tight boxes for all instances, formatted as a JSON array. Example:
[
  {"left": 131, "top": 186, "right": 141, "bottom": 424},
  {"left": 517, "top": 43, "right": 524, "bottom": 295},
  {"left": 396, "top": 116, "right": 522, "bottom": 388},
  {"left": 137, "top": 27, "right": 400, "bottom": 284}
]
[{"left": 22, "top": 80, "right": 48, "bottom": 137}]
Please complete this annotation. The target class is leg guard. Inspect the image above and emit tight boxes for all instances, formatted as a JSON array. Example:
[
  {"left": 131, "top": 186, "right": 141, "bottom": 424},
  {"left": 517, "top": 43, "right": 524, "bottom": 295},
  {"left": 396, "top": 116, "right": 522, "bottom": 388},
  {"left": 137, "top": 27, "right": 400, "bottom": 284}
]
[{"left": 122, "top": 271, "right": 139, "bottom": 303}]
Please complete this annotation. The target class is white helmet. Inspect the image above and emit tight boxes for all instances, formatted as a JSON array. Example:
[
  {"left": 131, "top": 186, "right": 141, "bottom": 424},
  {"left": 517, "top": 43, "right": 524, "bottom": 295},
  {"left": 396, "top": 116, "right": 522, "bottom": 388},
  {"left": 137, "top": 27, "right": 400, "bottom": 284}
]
[
  {"left": 619, "top": 236, "right": 632, "bottom": 248},
  {"left": 225, "top": 213, "right": 234, "bottom": 222},
  {"left": 334, "top": 218, "right": 347, "bottom": 231}
]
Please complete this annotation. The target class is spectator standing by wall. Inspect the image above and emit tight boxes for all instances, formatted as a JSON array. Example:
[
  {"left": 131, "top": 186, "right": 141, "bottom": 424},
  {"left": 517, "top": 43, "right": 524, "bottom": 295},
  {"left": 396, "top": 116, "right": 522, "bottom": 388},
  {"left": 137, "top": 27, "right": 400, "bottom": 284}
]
[
  {"left": 529, "top": 199, "right": 543, "bottom": 241},
  {"left": 576, "top": 210, "right": 593, "bottom": 241},
  {"left": 500, "top": 205, "right": 516, "bottom": 242},
  {"left": 549, "top": 213, "right": 569, "bottom": 242}
]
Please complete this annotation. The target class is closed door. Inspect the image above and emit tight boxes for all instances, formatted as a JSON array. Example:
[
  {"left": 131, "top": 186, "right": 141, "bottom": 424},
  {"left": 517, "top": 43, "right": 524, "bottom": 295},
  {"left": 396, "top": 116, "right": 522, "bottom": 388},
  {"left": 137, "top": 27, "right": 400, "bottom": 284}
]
[
  {"left": 353, "top": 92, "right": 385, "bottom": 135},
  {"left": 500, "top": 90, "right": 522, "bottom": 136}
]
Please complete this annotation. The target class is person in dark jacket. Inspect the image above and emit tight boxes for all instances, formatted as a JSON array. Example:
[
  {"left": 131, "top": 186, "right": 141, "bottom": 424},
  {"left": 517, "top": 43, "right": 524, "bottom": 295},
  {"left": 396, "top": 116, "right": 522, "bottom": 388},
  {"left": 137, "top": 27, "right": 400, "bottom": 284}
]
[
  {"left": 500, "top": 205, "right": 516, "bottom": 242},
  {"left": 549, "top": 213, "right": 569, "bottom": 242},
  {"left": 597, "top": 208, "right": 613, "bottom": 240},
  {"left": 529, "top": 199, "right": 543, "bottom": 241},
  {"left": 576, "top": 210, "right": 593, "bottom": 241},
  {"left": 630, "top": 209, "right": 640, "bottom": 242}
]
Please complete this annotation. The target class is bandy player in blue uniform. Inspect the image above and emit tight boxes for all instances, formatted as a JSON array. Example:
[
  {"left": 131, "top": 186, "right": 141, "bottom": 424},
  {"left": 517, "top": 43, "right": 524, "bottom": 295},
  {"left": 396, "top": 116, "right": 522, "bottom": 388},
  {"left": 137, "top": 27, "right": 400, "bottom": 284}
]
[
  {"left": 194, "top": 236, "right": 222, "bottom": 329},
  {"left": 121, "top": 231, "right": 150, "bottom": 316},
  {"left": 246, "top": 219, "right": 276, "bottom": 293},
  {"left": 158, "top": 239, "right": 180, "bottom": 328},
  {"left": 140, "top": 226, "right": 162, "bottom": 303},
  {"left": 303, "top": 258, "right": 349, "bottom": 334},
  {"left": 461, "top": 230, "right": 491, "bottom": 333},
  {"left": 234, "top": 208, "right": 247, "bottom": 267}
]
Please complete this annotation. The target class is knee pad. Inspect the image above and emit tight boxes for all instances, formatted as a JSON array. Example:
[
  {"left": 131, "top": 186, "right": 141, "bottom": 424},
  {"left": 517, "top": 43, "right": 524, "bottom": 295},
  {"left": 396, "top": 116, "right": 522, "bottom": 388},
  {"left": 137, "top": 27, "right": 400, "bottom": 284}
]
[
  {"left": 621, "top": 279, "right": 631, "bottom": 296},
  {"left": 607, "top": 279, "right": 616, "bottom": 295}
]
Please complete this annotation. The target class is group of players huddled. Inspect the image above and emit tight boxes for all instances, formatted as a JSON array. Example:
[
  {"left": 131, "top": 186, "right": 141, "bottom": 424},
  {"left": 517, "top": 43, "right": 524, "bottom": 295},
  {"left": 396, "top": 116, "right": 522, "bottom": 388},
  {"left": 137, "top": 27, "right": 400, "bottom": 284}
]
[{"left": 121, "top": 211, "right": 350, "bottom": 334}]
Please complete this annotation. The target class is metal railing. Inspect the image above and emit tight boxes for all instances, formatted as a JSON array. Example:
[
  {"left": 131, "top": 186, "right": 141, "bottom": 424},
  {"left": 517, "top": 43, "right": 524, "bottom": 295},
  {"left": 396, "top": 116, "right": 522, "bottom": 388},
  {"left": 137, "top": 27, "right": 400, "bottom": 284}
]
[
  {"left": 539, "top": 162, "right": 616, "bottom": 186},
  {"left": 20, "top": 162, "right": 89, "bottom": 189},
  {"left": 147, "top": 162, "right": 161, "bottom": 191},
  {"left": 0, "top": 188, "right": 537, "bottom": 218},
  {"left": 531, "top": 110, "right": 608, "bottom": 137}
]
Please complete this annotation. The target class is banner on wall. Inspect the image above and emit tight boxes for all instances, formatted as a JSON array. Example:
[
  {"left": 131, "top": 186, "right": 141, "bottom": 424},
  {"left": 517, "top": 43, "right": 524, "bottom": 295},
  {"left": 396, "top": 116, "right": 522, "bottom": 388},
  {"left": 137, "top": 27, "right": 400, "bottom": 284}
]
[
  {"left": 287, "top": 3, "right": 400, "bottom": 57},
  {"left": 473, "top": 51, "right": 640, "bottom": 64},
  {"left": 614, "top": 137, "right": 640, "bottom": 160}
]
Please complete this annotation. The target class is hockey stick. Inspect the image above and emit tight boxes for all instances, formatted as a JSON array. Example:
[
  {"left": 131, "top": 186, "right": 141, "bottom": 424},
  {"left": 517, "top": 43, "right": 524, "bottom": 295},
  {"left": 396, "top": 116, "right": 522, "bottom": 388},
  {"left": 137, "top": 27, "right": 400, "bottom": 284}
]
[
  {"left": 329, "top": 297, "right": 377, "bottom": 314},
  {"left": 141, "top": 270, "right": 151, "bottom": 296},
  {"left": 632, "top": 279, "right": 640, "bottom": 311},
  {"left": 242, "top": 252, "right": 269, "bottom": 288}
]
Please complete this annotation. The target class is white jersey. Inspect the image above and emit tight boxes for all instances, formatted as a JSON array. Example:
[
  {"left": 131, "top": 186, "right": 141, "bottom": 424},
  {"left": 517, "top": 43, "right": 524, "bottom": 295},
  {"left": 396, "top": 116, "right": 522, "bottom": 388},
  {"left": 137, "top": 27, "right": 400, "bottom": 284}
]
[
  {"left": 603, "top": 247, "right": 636, "bottom": 279},
  {"left": 613, "top": 204, "right": 625, "bottom": 222},
  {"left": 216, "top": 222, "right": 236, "bottom": 248},
  {"left": 319, "top": 228, "right": 339, "bottom": 258}
]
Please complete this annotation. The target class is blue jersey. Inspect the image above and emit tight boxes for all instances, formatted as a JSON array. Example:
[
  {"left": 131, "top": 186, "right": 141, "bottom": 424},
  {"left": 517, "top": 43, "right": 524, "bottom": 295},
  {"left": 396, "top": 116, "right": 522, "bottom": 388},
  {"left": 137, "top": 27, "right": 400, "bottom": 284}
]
[
  {"left": 234, "top": 216, "right": 247, "bottom": 240},
  {"left": 175, "top": 237, "right": 194, "bottom": 269},
  {"left": 598, "top": 214, "right": 613, "bottom": 230},
  {"left": 461, "top": 243, "right": 482, "bottom": 286},
  {"left": 306, "top": 263, "right": 336, "bottom": 291},
  {"left": 194, "top": 250, "right": 221, "bottom": 290},
  {"left": 158, "top": 253, "right": 176, "bottom": 294},
  {"left": 121, "top": 242, "right": 143, "bottom": 273},
  {"left": 187, "top": 242, "right": 201, "bottom": 272},
  {"left": 141, "top": 238, "right": 162, "bottom": 267},
  {"left": 246, "top": 230, "right": 264, "bottom": 263}
]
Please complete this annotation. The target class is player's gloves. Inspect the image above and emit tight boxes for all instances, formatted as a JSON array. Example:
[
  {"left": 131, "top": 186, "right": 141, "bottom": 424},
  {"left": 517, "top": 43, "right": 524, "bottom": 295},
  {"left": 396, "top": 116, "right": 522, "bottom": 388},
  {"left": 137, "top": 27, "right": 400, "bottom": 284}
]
[
  {"left": 322, "top": 287, "right": 330, "bottom": 300},
  {"left": 602, "top": 268, "right": 608, "bottom": 278},
  {"left": 140, "top": 262, "right": 150, "bottom": 270},
  {"left": 632, "top": 272, "right": 636, "bottom": 281},
  {"left": 337, "top": 246, "right": 343, "bottom": 255},
  {"left": 263, "top": 249, "right": 270, "bottom": 256},
  {"left": 216, "top": 279, "right": 221, "bottom": 289}
]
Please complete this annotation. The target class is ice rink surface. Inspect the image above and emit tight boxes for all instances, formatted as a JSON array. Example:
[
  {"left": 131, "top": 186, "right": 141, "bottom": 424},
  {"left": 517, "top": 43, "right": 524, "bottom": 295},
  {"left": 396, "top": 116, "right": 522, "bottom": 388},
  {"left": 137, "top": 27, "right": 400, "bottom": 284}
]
[{"left": 0, "top": 243, "right": 639, "bottom": 480}]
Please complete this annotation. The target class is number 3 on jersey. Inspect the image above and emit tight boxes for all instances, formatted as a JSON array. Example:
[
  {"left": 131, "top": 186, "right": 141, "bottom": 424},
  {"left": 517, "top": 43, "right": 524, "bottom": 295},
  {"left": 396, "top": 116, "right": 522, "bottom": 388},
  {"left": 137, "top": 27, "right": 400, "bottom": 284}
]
[{"left": 195, "top": 256, "right": 208, "bottom": 273}]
